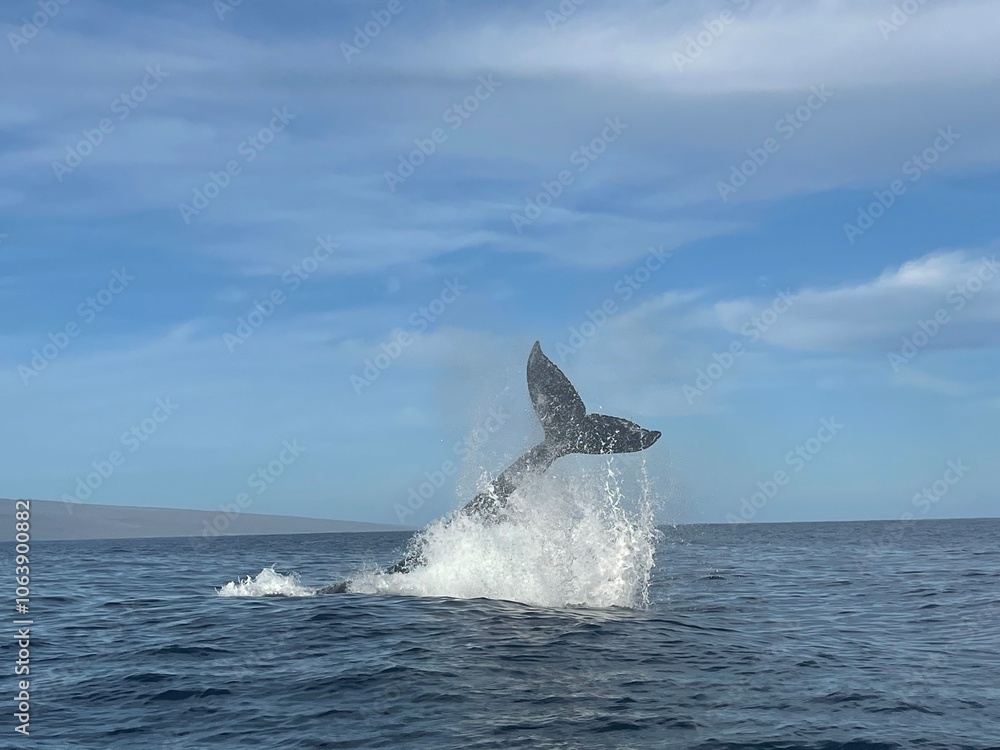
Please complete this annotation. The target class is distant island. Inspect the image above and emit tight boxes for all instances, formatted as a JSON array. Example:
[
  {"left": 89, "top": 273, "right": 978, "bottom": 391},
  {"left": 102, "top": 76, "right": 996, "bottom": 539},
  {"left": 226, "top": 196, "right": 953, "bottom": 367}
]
[{"left": 0, "top": 498, "right": 409, "bottom": 542}]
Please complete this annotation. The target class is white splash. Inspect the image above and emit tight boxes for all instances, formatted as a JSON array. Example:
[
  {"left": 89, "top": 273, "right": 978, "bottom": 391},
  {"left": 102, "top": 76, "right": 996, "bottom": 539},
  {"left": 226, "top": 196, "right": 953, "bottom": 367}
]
[
  {"left": 217, "top": 566, "right": 315, "bottom": 597},
  {"left": 350, "top": 458, "right": 660, "bottom": 609},
  {"left": 218, "top": 460, "right": 660, "bottom": 608}
]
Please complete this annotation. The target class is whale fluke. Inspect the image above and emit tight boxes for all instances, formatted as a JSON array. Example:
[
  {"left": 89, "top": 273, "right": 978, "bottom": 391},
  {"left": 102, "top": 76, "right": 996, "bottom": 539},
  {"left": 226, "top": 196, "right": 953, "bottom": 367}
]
[{"left": 527, "top": 341, "right": 660, "bottom": 456}]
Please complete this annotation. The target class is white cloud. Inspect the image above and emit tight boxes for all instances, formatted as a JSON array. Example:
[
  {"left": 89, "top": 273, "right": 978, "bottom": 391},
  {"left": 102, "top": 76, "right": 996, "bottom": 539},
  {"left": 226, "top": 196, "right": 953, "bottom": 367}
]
[
  {"left": 720, "top": 251, "right": 1000, "bottom": 352},
  {"left": 546, "top": 248, "right": 1000, "bottom": 419},
  {"left": 374, "top": 0, "right": 1000, "bottom": 94}
]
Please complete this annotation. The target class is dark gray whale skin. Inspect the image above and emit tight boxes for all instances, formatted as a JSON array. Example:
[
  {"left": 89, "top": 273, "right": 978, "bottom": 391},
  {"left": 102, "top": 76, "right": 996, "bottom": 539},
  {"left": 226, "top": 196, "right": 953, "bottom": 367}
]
[{"left": 319, "top": 342, "right": 660, "bottom": 593}]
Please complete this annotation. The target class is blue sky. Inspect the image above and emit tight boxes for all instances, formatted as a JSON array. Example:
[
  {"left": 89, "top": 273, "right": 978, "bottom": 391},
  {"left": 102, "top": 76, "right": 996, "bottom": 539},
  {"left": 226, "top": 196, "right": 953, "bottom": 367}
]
[{"left": 2, "top": 0, "right": 998, "bottom": 526}]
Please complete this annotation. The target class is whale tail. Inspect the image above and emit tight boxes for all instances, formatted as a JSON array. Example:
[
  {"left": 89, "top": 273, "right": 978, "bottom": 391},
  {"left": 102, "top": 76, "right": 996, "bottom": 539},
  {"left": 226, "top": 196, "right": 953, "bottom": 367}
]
[
  {"left": 527, "top": 342, "right": 660, "bottom": 457},
  {"left": 354, "top": 340, "right": 662, "bottom": 578}
]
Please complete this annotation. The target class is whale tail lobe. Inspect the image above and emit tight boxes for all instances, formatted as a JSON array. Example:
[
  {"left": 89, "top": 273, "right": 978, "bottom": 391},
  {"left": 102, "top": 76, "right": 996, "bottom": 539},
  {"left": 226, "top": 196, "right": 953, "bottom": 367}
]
[{"left": 527, "top": 342, "right": 661, "bottom": 457}]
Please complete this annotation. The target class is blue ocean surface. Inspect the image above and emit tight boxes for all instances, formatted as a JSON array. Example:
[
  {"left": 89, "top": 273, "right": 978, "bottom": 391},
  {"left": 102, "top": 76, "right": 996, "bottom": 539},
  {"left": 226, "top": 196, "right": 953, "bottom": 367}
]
[{"left": 10, "top": 518, "right": 1000, "bottom": 749}]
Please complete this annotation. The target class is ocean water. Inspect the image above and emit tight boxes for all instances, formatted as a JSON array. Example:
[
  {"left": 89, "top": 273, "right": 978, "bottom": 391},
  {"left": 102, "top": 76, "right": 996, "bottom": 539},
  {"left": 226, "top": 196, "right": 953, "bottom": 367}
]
[{"left": 9, "top": 492, "right": 1000, "bottom": 748}]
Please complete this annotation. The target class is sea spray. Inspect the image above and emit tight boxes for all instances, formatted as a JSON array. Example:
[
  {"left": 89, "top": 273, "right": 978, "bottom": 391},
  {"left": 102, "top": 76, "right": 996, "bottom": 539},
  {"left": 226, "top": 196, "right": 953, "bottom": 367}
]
[
  {"left": 351, "top": 456, "right": 661, "bottom": 608},
  {"left": 217, "top": 458, "right": 661, "bottom": 608},
  {"left": 217, "top": 566, "right": 315, "bottom": 597}
]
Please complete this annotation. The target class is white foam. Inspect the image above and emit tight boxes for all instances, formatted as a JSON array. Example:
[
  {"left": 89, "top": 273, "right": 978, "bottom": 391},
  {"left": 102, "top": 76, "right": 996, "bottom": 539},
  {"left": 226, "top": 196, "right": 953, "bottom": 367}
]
[
  {"left": 217, "top": 566, "right": 316, "bottom": 597},
  {"left": 218, "top": 460, "right": 660, "bottom": 608},
  {"left": 350, "top": 458, "right": 660, "bottom": 609}
]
